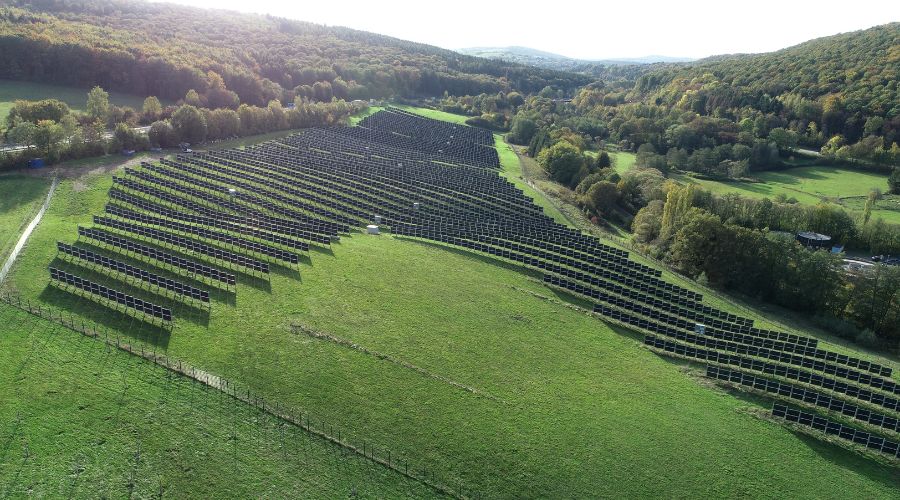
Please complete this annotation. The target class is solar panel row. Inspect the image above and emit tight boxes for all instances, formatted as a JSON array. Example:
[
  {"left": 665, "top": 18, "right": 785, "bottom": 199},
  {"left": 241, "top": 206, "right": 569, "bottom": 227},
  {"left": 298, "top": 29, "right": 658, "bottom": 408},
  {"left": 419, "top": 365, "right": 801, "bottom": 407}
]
[
  {"left": 104, "top": 204, "right": 299, "bottom": 265},
  {"left": 643, "top": 335, "right": 899, "bottom": 412},
  {"left": 49, "top": 266, "right": 172, "bottom": 322},
  {"left": 709, "top": 366, "right": 899, "bottom": 433},
  {"left": 109, "top": 190, "right": 313, "bottom": 250},
  {"left": 78, "top": 226, "right": 236, "bottom": 286},
  {"left": 57, "top": 242, "right": 209, "bottom": 303},
  {"left": 93, "top": 216, "right": 269, "bottom": 274},
  {"left": 772, "top": 403, "right": 899, "bottom": 458}
]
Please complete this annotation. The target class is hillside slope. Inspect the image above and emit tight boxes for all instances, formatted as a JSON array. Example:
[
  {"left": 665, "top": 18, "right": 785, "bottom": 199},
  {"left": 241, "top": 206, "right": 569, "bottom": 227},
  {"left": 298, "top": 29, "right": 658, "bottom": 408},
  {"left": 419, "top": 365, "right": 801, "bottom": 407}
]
[
  {"left": 633, "top": 23, "right": 899, "bottom": 145},
  {"left": 0, "top": 305, "right": 435, "bottom": 498},
  {"left": 0, "top": 0, "right": 590, "bottom": 106},
  {"left": 459, "top": 46, "right": 692, "bottom": 69}
]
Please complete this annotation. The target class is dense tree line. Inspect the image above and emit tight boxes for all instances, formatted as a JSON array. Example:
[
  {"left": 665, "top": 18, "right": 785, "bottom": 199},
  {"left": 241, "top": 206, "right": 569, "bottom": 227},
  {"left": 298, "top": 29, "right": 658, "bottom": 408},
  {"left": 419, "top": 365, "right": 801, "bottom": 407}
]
[
  {"left": 1, "top": 83, "right": 357, "bottom": 171},
  {"left": 631, "top": 184, "right": 900, "bottom": 349},
  {"left": 0, "top": 1, "right": 589, "bottom": 108},
  {"left": 530, "top": 138, "right": 900, "bottom": 347},
  {"left": 500, "top": 24, "right": 900, "bottom": 178}
]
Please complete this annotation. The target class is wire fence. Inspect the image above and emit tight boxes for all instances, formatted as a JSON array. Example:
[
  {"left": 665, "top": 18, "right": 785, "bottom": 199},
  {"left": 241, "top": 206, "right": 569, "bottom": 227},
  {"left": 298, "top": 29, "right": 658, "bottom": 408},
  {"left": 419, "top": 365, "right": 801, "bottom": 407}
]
[{"left": 0, "top": 291, "right": 476, "bottom": 499}]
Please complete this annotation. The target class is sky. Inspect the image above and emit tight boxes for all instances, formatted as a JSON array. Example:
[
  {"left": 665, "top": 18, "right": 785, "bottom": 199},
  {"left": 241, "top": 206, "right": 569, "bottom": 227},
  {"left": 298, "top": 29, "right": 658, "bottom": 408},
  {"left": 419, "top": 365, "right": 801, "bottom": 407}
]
[{"left": 150, "top": 0, "right": 897, "bottom": 60}]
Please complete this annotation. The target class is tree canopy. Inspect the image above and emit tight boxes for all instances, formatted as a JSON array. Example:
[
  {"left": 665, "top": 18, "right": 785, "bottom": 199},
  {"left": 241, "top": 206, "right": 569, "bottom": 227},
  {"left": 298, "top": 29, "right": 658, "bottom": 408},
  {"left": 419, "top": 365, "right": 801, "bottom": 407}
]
[{"left": 0, "top": 1, "right": 590, "bottom": 106}]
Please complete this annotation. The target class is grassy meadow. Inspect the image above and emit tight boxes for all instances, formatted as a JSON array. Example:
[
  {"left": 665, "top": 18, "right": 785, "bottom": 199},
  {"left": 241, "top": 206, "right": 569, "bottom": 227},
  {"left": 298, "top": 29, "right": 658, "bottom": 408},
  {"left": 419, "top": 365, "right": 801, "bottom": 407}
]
[
  {"left": 0, "top": 79, "right": 164, "bottom": 132},
  {"left": 0, "top": 175, "right": 50, "bottom": 263},
  {"left": 586, "top": 149, "right": 637, "bottom": 175},
  {"left": 673, "top": 165, "right": 899, "bottom": 224},
  {"left": 0, "top": 304, "right": 435, "bottom": 498}
]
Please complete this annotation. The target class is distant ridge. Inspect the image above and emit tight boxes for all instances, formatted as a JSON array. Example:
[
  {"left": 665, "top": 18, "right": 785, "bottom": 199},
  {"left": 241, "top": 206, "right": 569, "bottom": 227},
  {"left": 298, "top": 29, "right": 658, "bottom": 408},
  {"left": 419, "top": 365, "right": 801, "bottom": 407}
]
[{"left": 458, "top": 46, "right": 694, "bottom": 70}]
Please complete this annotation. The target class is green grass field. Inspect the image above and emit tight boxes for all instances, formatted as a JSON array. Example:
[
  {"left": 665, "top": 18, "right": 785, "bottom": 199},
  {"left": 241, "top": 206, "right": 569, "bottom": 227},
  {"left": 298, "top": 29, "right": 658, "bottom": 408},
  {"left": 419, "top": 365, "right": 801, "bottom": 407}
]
[
  {"left": 673, "top": 165, "right": 899, "bottom": 224},
  {"left": 0, "top": 175, "right": 50, "bottom": 263},
  {"left": 1, "top": 162, "right": 898, "bottom": 496},
  {"left": 391, "top": 104, "right": 470, "bottom": 125},
  {"left": 612, "top": 150, "right": 636, "bottom": 174},
  {"left": 0, "top": 79, "right": 162, "bottom": 129},
  {"left": 0, "top": 304, "right": 435, "bottom": 498},
  {"left": 0, "top": 108, "right": 897, "bottom": 496},
  {"left": 585, "top": 149, "right": 637, "bottom": 175},
  {"left": 349, "top": 105, "right": 385, "bottom": 126}
]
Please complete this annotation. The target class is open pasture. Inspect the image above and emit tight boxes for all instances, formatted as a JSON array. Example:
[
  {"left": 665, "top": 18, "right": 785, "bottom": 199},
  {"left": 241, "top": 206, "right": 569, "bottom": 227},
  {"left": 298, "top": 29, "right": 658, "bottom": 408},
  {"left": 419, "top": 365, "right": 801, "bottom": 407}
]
[{"left": 674, "top": 165, "right": 899, "bottom": 223}]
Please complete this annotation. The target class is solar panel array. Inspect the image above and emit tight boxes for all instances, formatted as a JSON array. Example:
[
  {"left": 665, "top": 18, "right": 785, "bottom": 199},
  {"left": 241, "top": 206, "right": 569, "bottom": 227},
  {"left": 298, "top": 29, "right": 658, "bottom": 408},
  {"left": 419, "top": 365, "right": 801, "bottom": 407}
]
[
  {"left": 57, "top": 242, "right": 209, "bottom": 304},
  {"left": 50, "top": 267, "right": 172, "bottom": 322},
  {"left": 645, "top": 335, "right": 899, "bottom": 412},
  {"left": 43, "top": 108, "right": 896, "bottom": 459},
  {"left": 709, "top": 366, "right": 898, "bottom": 433},
  {"left": 772, "top": 403, "right": 899, "bottom": 458},
  {"left": 78, "top": 226, "right": 236, "bottom": 286}
]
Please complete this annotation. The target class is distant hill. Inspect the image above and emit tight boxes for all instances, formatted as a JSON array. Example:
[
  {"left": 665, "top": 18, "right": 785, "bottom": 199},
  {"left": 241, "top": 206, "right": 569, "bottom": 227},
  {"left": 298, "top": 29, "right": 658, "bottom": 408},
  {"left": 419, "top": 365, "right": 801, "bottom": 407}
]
[
  {"left": 0, "top": 0, "right": 591, "bottom": 106},
  {"left": 458, "top": 46, "right": 694, "bottom": 70},
  {"left": 633, "top": 23, "right": 900, "bottom": 127}
]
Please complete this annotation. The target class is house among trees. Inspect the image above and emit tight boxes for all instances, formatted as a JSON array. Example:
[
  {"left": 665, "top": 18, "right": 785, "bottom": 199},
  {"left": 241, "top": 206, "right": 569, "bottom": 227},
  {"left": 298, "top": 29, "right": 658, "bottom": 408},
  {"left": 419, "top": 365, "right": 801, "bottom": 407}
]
[{"left": 796, "top": 231, "right": 832, "bottom": 249}]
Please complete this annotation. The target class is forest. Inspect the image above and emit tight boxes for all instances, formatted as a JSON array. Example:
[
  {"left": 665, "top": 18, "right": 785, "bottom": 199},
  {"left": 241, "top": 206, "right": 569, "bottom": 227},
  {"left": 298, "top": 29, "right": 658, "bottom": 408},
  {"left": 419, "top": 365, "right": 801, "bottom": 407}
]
[{"left": 0, "top": 1, "right": 590, "bottom": 107}]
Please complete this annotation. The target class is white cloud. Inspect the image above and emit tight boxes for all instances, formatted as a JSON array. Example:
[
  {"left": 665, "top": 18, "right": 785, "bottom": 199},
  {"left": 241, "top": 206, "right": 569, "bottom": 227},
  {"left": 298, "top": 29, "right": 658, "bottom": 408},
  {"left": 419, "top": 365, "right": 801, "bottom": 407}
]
[{"left": 149, "top": 0, "right": 897, "bottom": 60}]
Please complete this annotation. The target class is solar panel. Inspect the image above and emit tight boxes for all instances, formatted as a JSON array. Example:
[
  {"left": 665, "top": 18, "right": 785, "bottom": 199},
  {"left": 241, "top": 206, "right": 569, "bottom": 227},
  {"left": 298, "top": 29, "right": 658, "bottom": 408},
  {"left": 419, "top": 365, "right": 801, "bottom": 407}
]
[
  {"left": 49, "top": 267, "right": 172, "bottom": 322},
  {"left": 57, "top": 242, "right": 210, "bottom": 304}
]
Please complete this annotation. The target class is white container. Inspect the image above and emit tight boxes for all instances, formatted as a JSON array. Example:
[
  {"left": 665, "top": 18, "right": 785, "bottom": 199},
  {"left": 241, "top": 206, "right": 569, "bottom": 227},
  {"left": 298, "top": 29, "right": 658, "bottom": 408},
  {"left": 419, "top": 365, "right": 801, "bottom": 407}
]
[{"left": 366, "top": 225, "right": 380, "bottom": 235}]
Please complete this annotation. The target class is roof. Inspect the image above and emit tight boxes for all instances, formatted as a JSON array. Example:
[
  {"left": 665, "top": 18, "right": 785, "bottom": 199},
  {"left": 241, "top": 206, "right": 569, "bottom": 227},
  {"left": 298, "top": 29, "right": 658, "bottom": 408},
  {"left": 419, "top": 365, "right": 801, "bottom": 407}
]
[{"left": 797, "top": 231, "right": 831, "bottom": 241}]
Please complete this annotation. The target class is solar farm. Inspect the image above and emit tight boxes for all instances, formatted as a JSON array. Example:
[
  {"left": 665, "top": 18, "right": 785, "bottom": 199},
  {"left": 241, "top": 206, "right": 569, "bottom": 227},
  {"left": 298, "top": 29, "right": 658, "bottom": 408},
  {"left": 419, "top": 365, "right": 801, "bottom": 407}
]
[{"left": 2, "top": 108, "right": 898, "bottom": 496}]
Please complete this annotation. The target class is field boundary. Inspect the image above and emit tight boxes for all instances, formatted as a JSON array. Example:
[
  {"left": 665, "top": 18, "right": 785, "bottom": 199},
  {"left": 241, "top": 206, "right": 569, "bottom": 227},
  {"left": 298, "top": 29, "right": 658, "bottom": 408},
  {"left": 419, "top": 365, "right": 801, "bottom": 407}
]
[
  {"left": 0, "top": 176, "right": 58, "bottom": 284},
  {"left": 0, "top": 292, "right": 474, "bottom": 499},
  {"left": 291, "top": 323, "right": 506, "bottom": 404}
]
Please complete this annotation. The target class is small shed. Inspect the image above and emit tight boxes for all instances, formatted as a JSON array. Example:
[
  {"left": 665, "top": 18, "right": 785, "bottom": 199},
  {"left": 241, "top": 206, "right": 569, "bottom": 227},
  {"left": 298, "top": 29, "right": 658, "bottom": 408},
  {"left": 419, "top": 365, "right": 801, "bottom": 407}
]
[{"left": 797, "top": 231, "right": 831, "bottom": 249}]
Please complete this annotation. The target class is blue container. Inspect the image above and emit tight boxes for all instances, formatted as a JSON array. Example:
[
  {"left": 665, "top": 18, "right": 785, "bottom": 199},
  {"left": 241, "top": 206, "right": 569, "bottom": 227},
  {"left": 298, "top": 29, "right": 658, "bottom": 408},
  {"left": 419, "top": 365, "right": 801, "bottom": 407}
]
[{"left": 28, "top": 158, "right": 45, "bottom": 168}]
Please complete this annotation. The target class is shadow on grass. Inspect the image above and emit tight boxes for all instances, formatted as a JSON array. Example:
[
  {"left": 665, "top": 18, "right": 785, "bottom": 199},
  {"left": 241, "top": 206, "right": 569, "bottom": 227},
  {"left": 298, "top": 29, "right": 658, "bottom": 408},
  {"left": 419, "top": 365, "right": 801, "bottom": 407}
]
[
  {"left": 542, "top": 285, "right": 595, "bottom": 310},
  {"left": 49, "top": 257, "right": 211, "bottom": 327},
  {"left": 74, "top": 241, "right": 238, "bottom": 301},
  {"left": 0, "top": 175, "right": 48, "bottom": 214},
  {"left": 233, "top": 270, "right": 272, "bottom": 293},
  {"left": 269, "top": 263, "right": 302, "bottom": 281},
  {"left": 397, "top": 237, "right": 544, "bottom": 280},
  {"left": 310, "top": 244, "right": 336, "bottom": 258},
  {"left": 790, "top": 430, "right": 900, "bottom": 488},
  {"left": 605, "top": 322, "right": 649, "bottom": 344},
  {"left": 38, "top": 285, "right": 171, "bottom": 349}
]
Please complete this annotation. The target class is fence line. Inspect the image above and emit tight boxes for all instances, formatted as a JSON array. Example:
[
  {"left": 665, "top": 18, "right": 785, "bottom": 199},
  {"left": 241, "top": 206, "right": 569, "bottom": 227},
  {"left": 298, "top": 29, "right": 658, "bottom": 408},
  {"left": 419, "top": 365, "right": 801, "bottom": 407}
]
[
  {"left": 0, "top": 292, "right": 474, "bottom": 499},
  {"left": 0, "top": 176, "right": 59, "bottom": 284}
]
